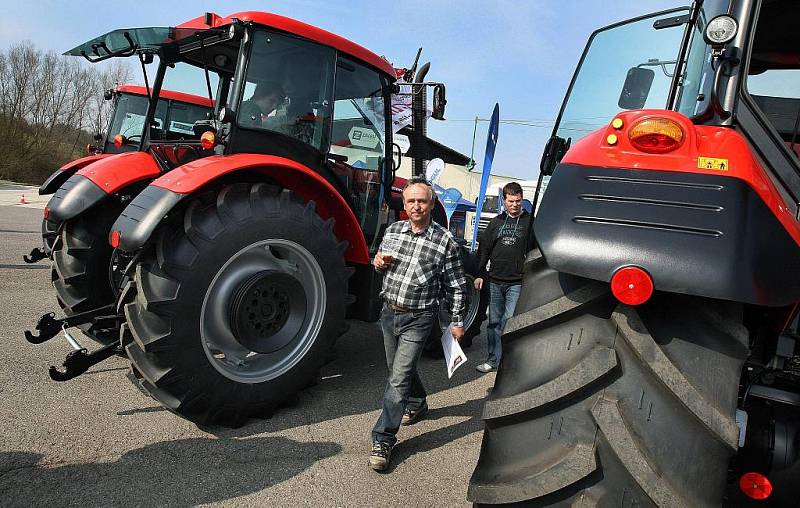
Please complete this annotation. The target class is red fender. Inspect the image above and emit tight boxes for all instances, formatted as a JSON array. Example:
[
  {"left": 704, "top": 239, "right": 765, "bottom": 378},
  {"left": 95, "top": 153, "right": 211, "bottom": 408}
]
[
  {"left": 40, "top": 153, "right": 115, "bottom": 195},
  {"left": 562, "top": 109, "right": 800, "bottom": 246},
  {"left": 76, "top": 151, "right": 161, "bottom": 194},
  {"left": 152, "top": 154, "right": 370, "bottom": 264},
  {"left": 61, "top": 153, "right": 114, "bottom": 172}
]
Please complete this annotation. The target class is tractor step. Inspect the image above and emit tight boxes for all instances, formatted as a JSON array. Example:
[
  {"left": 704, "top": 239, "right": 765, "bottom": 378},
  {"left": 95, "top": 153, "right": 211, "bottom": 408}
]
[
  {"left": 24, "top": 304, "right": 118, "bottom": 344},
  {"left": 49, "top": 331, "right": 120, "bottom": 381},
  {"left": 23, "top": 247, "right": 48, "bottom": 263}
]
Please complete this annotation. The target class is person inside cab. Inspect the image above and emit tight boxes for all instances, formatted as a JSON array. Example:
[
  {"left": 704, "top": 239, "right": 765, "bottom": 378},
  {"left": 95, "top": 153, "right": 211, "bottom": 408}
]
[{"left": 240, "top": 80, "right": 285, "bottom": 127}]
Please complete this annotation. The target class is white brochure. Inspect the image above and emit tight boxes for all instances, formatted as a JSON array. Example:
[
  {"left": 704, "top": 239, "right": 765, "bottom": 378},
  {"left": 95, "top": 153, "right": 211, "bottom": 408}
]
[{"left": 441, "top": 325, "right": 467, "bottom": 379}]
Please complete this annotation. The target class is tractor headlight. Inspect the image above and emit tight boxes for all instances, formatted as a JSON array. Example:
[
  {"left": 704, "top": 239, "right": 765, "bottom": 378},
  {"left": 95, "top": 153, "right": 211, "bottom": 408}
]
[{"left": 705, "top": 15, "right": 738, "bottom": 46}]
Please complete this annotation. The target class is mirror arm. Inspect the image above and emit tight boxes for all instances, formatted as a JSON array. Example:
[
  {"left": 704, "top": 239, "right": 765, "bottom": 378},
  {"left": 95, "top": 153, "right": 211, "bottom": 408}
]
[
  {"left": 81, "top": 32, "right": 137, "bottom": 63},
  {"left": 691, "top": 49, "right": 739, "bottom": 123}
]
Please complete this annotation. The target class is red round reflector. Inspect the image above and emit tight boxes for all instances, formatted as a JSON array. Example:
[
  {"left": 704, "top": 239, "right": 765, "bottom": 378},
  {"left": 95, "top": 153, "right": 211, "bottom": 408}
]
[
  {"left": 110, "top": 230, "right": 121, "bottom": 249},
  {"left": 739, "top": 472, "right": 772, "bottom": 500},
  {"left": 610, "top": 266, "right": 653, "bottom": 305},
  {"left": 43, "top": 207, "right": 50, "bottom": 220}
]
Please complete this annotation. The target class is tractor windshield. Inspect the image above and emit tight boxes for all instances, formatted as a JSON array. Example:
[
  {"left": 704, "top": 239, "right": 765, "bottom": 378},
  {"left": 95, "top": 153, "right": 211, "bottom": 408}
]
[
  {"left": 551, "top": 9, "right": 689, "bottom": 150},
  {"left": 237, "top": 29, "right": 336, "bottom": 152},
  {"left": 105, "top": 89, "right": 213, "bottom": 153}
]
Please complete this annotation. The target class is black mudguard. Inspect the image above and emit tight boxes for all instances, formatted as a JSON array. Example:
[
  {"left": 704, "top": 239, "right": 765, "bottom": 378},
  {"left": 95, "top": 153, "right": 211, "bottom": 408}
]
[
  {"left": 46, "top": 174, "right": 109, "bottom": 222},
  {"left": 40, "top": 167, "right": 78, "bottom": 196},
  {"left": 110, "top": 185, "right": 185, "bottom": 251},
  {"left": 535, "top": 164, "right": 800, "bottom": 306}
]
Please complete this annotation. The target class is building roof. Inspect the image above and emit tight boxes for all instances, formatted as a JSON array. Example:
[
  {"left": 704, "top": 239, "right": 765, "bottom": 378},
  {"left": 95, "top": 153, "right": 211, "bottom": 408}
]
[{"left": 400, "top": 127, "right": 471, "bottom": 166}]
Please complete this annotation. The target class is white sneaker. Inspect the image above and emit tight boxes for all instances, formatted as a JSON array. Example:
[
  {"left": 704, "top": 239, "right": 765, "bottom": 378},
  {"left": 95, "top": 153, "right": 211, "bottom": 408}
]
[{"left": 476, "top": 362, "right": 496, "bottom": 373}]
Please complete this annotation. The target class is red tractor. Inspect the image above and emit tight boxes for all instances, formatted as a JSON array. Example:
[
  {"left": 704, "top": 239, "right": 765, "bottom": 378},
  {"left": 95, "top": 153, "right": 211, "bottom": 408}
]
[
  {"left": 25, "top": 12, "right": 485, "bottom": 426},
  {"left": 27, "top": 85, "right": 213, "bottom": 254},
  {"left": 468, "top": 1, "right": 799, "bottom": 506},
  {"left": 24, "top": 84, "right": 213, "bottom": 344}
]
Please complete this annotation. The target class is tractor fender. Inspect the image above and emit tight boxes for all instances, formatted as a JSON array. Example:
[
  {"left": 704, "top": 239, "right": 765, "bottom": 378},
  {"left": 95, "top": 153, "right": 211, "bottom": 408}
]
[
  {"left": 536, "top": 111, "right": 800, "bottom": 306},
  {"left": 536, "top": 163, "right": 800, "bottom": 306},
  {"left": 110, "top": 154, "right": 371, "bottom": 264},
  {"left": 39, "top": 153, "right": 113, "bottom": 195},
  {"left": 46, "top": 152, "right": 161, "bottom": 222}
]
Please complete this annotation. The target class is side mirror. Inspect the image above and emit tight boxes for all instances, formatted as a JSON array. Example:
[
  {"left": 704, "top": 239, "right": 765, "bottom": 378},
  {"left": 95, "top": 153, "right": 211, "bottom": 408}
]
[
  {"left": 392, "top": 142, "right": 403, "bottom": 171},
  {"left": 93, "top": 133, "right": 103, "bottom": 142},
  {"left": 103, "top": 89, "right": 114, "bottom": 101},
  {"left": 431, "top": 84, "right": 446, "bottom": 120},
  {"left": 540, "top": 135, "right": 570, "bottom": 176},
  {"left": 618, "top": 67, "right": 655, "bottom": 109}
]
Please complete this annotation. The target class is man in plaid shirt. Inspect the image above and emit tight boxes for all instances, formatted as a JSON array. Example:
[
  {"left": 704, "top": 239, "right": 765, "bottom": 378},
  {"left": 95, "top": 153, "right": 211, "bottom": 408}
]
[{"left": 369, "top": 177, "right": 468, "bottom": 472}]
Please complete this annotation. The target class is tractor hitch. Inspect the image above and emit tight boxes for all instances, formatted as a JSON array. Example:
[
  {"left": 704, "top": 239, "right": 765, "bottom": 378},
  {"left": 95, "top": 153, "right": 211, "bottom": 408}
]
[
  {"left": 24, "top": 305, "right": 117, "bottom": 344},
  {"left": 23, "top": 247, "right": 48, "bottom": 263},
  {"left": 48, "top": 327, "right": 120, "bottom": 381}
]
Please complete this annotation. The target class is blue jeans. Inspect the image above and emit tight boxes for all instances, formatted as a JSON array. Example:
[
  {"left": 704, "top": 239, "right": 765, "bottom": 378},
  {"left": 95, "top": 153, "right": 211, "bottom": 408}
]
[
  {"left": 372, "top": 305, "right": 436, "bottom": 446},
  {"left": 486, "top": 282, "right": 521, "bottom": 368}
]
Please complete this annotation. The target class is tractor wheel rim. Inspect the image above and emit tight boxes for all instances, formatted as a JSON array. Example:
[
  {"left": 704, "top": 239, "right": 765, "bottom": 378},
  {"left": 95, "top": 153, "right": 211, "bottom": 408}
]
[
  {"left": 437, "top": 274, "right": 481, "bottom": 332},
  {"left": 200, "top": 239, "right": 326, "bottom": 383}
]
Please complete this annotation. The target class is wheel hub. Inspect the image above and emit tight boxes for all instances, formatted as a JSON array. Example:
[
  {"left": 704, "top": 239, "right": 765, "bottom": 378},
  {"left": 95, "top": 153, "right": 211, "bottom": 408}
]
[{"left": 230, "top": 270, "right": 307, "bottom": 354}]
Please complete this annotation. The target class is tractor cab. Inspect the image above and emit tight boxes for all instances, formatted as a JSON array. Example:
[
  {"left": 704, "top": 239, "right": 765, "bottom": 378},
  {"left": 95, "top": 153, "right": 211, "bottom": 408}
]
[
  {"left": 67, "top": 12, "right": 405, "bottom": 246},
  {"left": 95, "top": 85, "right": 213, "bottom": 155},
  {"left": 66, "top": 24, "right": 231, "bottom": 169}
]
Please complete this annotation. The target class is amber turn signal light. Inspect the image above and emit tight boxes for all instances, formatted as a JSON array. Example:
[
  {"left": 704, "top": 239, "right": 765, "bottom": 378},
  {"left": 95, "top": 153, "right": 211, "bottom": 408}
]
[
  {"left": 113, "top": 134, "right": 125, "bottom": 148},
  {"left": 200, "top": 131, "right": 216, "bottom": 150},
  {"left": 628, "top": 117, "right": 684, "bottom": 154}
]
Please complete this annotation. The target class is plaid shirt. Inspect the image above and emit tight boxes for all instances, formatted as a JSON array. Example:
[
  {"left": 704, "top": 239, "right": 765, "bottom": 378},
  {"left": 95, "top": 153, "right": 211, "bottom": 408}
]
[{"left": 378, "top": 220, "right": 468, "bottom": 327}]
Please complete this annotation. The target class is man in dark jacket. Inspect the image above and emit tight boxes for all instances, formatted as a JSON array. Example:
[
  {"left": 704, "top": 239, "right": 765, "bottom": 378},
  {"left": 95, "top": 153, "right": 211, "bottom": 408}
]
[{"left": 474, "top": 182, "right": 533, "bottom": 372}]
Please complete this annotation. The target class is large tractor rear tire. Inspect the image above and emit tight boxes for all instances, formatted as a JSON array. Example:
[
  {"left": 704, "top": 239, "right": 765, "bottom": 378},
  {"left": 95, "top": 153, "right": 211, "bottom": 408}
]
[
  {"left": 50, "top": 203, "right": 124, "bottom": 344},
  {"left": 424, "top": 251, "right": 489, "bottom": 355},
  {"left": 468, "top": 250, "right": 749, "bottom": 506},
  {"left": 124, "top": 183, "right": 350, "bottom": 427}
]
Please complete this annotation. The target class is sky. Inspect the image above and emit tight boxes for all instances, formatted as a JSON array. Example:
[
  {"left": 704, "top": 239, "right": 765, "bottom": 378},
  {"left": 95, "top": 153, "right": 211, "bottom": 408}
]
[{"left": 0, "top": 0, "right": 684, "bottom": 179}]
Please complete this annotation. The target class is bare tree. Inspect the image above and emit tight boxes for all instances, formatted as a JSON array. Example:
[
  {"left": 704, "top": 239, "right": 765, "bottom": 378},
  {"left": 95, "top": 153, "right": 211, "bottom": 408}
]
[
  {"left": 0, "top": 41, "right": 127, "bottom": 183},
  {"left": 88, "top": 60, "right": 133, "bottom": 137}
]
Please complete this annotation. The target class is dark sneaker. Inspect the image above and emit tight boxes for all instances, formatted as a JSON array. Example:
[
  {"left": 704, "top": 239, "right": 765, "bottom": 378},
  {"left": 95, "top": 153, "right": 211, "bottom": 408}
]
[
  {"left": 369, "top": 441, "right": 393, "bottom": 471},
  {"left": 476, "top": 362, "right": 496, "bottom": 373},
  {"left": 401, "top": 402, "right": 428, "bottom": 426}
]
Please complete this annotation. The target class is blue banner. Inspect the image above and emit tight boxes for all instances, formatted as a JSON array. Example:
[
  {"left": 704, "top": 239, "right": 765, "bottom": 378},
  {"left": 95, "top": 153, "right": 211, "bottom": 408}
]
[
  {"left": 441, "top": 187, "right": 463, "bottom": 222},
  {"left": 471, "top": 103, "right": 499, "bottom": 251}
]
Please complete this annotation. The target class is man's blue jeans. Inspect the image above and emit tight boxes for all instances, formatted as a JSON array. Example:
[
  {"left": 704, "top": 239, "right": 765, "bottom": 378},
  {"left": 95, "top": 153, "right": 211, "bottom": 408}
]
[
  {"left": 485, "top": 282, "right": 521, "bottom": 368},
  {"left": 372, "top": 305, "right": 436, "bottom": 446}
]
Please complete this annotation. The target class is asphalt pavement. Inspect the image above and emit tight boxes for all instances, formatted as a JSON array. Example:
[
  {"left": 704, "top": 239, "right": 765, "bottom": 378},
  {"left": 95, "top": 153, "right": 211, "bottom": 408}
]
[{"left": 0, "top": 201, "right": 495, "bottom": 507}]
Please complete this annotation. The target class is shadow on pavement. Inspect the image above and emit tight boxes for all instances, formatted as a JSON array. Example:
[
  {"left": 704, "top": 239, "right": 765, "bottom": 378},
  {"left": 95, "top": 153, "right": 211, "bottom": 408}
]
[
  {"left": 387, "top": 396, "right": 486, "bottom": 471},
  {"left": 0, "top": 436, "right": 341, "bottom": 507},
  {"left": 204, "top": 320, "right": 491, "bottom": 440}
]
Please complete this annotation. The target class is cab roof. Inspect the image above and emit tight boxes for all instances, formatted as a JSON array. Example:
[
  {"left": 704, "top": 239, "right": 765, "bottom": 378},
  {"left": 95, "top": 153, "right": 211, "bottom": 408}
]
[
  {"left": 180, "top": 12, "right": 395, "bottom": 77},
  {"left": 65, "top": 11, "right": 395, "bottom": 79},
  {"left": 116, "top": 85, "right": 214, "bottom": 108}
]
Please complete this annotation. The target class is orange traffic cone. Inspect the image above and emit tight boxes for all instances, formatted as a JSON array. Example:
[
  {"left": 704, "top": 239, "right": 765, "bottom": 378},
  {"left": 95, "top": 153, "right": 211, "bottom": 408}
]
[{"left": 19, "top": 194, "right": 27, "bottom": 205}]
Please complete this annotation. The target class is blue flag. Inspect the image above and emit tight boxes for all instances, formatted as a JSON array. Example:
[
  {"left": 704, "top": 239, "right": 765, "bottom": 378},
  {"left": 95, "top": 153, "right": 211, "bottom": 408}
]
[
  {"left": 471, "top": 103, "right": 499, "bottom": 250},
  {"left": 441, "top": 187, "right": 463, "bottom": 222}
]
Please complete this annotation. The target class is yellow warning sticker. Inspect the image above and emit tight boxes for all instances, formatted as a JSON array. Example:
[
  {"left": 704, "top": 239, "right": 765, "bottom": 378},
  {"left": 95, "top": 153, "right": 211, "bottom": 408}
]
[{"left": 698, "top": 157, "right": 729, "bottom": 171}]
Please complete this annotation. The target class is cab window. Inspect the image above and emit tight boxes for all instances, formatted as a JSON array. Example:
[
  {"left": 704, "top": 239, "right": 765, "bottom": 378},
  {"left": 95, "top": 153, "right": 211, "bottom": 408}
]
[{"left": 330, "top": 57, "right": 389, "bottom": 245}]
